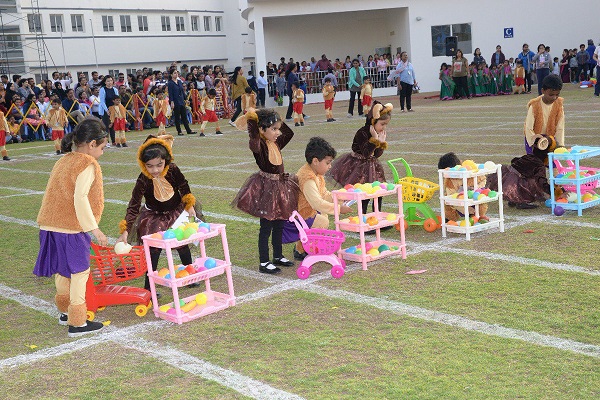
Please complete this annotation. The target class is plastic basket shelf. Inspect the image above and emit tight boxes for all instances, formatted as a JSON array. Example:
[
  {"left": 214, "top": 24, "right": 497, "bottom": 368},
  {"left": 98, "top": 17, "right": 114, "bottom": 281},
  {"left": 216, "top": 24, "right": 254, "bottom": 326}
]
[
  {"left": 148, "top": 259, "right": 229, "bottom": 288},
  {"left": 332, "top": 186, "right": 399, "bottom": 201},
  {"left": 550, "top": 146, "right": 600, "bottom": 160},
  {"left": 339, "top": 240, "right": 405, "bottom": 263},
  {"left": 441, "top": 195, "right": 500, "bottom": 207},
  {"left": 443, "top": 217, "right": 503, "bottom": 234},
  {"left": 141, "top": 223, "right": 225, "bottom": 249},
  {"left": 441, "top": 167, "right": 498, "bottom": 179},
  {"left": 90, "top": 243, "right": 147, "bottom": 286},
  {"left": 154, "top": 291, "right": 235, "bottom": 324},
  {"left": 336, "top": 212, "right": 400, "bottom": 233}
]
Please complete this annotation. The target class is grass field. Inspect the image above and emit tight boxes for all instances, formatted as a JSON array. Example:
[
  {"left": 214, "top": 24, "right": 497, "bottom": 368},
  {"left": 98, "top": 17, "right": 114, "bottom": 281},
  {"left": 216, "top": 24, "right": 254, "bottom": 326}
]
[{"left": 1, "top": 85, "right": 599, "bottom": 399}]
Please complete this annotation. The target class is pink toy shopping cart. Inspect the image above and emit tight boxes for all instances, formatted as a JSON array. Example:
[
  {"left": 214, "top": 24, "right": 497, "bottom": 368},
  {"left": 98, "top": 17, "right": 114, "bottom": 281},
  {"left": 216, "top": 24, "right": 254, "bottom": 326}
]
[
  {"left": 289, "top": 211, "right": 346, "bottom": 279},
  {"left": 553, "top": 159, "right": 600, "bottom": 194}
]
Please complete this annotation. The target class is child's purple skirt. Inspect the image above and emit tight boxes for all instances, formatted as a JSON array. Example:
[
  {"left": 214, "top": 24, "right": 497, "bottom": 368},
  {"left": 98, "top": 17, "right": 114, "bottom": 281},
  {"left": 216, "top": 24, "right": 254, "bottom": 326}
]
[
  {"left": 282, "top": 215, "right": 315, "bottom": 244},
  {"left": 33, "top": 230, "right": 91, "bottom": 277}
]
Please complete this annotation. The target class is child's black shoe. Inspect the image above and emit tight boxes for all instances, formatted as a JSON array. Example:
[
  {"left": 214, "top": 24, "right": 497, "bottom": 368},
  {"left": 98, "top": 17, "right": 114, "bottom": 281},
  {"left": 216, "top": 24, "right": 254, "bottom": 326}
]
[
  {"left": 3, "top": 156, "right": 10, "bottom": 161},
  {"left": 121, "top": 143, "right": 128, "bottom": 147},
  {"left": 300, "top": 122, "right": 304, "bottom": 126},
  {"left": 293, "top": 249, "right": 307, "bottom": 261},
  {"left": 295, "top": 123, "right": 300, "bottom": 126},
  {"left": 67, "top": 320, "right": 104, "bottom": 337},
  {"left": 272, "top": 257, "right": 294, "bottom": 267},
  {"left": 215, "top": 131, "right": 223, "bottom": 135},
  {"left": 59, "top": 313, "right": 68, "bottom": 326},
  {"left": 259, "top": 262, "right": 281, "bottom": 274},
  {"left": 199, "top": 132, "right": 206, "bottom": 137}
]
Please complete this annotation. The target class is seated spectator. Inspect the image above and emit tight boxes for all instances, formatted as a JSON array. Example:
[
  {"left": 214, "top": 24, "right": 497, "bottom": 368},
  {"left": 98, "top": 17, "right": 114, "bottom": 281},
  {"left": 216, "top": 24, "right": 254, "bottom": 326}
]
[{"left": 61, "top": 89, "right": 85, "bottom": 126}]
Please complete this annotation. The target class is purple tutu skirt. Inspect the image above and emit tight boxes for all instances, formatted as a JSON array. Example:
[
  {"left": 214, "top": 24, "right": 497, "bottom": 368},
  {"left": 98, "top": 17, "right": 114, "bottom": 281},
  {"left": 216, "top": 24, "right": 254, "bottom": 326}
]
[
  {"left": 232, "top": 171, "right": 299, "bottom": 220},
  {"left": 33, "top": 230, "right": 91, "bottom": 277},
  {"left": 488, "top": 167, "right": 547, "bottom": 204},
  {"left": 282, "top": 215, "right": 316, "bottom": 244},
  {"left": 328, "top": 152, "right": 386, "bottom": 187}
]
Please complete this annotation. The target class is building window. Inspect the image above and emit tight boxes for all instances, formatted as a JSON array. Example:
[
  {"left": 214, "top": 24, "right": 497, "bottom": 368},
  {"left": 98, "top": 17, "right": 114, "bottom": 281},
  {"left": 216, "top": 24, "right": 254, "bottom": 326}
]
[
  {"left": 108, "top": 69, "right": 120, "bottom": 78},
  {"left": 191, "top": 16, "right": 199, "bottom": 31},
  {"left": 431, "top": 23, "right": 472, "bottom": 57},
  {"left": 27, "top": 14, "right": 42, "bottom": 33},
  {"left": 5, "top": 35, "right": 22, "bottom": 50},
  {"left": 138, "top": 16, "right": 148, "bottom": 32},
  {"left": 161, "top": 16, "right": 171, "bottom": 32},
  {"left": 49, "top": 14, "right": 63, "bottom": 32},
  {"left": 120, "top": 15, "right": 132, "bottom": 32},
  {"left": 175, "top": 16, "right": 185, "bottom": 32},
  {"left": 215, "top": 16, "right": 223, "bottom": 32},
  {"left": 102, "top": 15, "right": 114, "bottom": 32},
  {"left": 71, "top": 14, "right": 84, "bottom": 32},
  {"left": 203, "top": 16, "right": 211, "bottom": 31},
  {"left": 126, "top": 68, "right": 137, "bottom": 76}
]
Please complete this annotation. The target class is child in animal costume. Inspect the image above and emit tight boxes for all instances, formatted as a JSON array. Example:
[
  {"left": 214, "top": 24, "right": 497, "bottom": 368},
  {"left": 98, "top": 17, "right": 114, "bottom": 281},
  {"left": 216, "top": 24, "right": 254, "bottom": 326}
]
[
  {"left": 360, "top": 77, "right": 373, "bottom": 114},
  {"left": 513, "top": 59, "right": 526, "bottom": 94},
  {"left": 291, "top": 82, "right": 305, "bottom": 126},
  {"left": 328, "top": 100, "right": 392, "bottom": 214},
  {"left": 117, "top": 134, "right": 202, "bottom": 291},
  {"left": 282, "top": 137, "right": 353, "bottom": 260},
  {"left": 33, "top": 118, "right": 108, "bottom": 337},
  {"left": 200, "top": 88, "right": 222, "bottom": 136},
  {"left": 46, "top": 98, "right": 69, "bottom": 155},
  {"left": 524, "top": 74, "right": 564, "bottom": 156},
  {"left": 109, "top": 97, "right": 128, "bottom": 147},
  {"left": 322, "top": 77, "right": 336, "bottom": 122},
  {"left": 0, "top": 111, "right": 11, "bottom": 160},
  {"left": 152, "top": 91, "right": 169, "bottom": 135},
  {"left": 232, "top": 108, "right": 299, "bottom": 274},
  {"left": 438, "top": 152, "right": 489, "bottom": 221}
]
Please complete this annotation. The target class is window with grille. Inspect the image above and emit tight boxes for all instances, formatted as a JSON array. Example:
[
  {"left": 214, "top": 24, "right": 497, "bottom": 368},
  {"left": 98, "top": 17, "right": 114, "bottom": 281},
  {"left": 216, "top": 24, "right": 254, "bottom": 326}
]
[
  {"left": 138, "top": 16, "right": 148, "bottom": 32},
  {"left": 120, "top": 15, "right": 132, "bottom": 33},
  {"left": 175, "top": 16, "right": 185, "bottom": 32},
  {"left": 161, "top": 16, "right": 171, "bottom": 32},
  {"left": 50, "top": 14, "right": 63, "bottom": 32},
  {"left": 71, "top": 14, "right": 84, "bottom": 32},
  {"left": 27, "top": 14, "right": 42, "bottom": 32},
  {"left": 102, "top": 16, "right": 114, "bottom": 32}
]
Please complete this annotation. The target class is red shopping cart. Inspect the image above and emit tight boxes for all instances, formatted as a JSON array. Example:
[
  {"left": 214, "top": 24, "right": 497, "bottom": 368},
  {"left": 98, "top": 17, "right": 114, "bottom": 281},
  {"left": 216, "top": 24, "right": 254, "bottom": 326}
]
[{"left": 86, "top": 243, "right": 152, "bottom": 321}]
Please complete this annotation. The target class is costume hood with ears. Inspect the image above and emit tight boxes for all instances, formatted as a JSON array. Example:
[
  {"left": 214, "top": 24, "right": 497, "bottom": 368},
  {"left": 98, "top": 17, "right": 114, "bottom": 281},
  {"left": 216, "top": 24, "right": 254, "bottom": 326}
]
[
  {"left": 366, "top": 101, "right": 394, "bottom": 126},
  {"left": 137, "top": 134, "right": 174, "bottom": 179}
]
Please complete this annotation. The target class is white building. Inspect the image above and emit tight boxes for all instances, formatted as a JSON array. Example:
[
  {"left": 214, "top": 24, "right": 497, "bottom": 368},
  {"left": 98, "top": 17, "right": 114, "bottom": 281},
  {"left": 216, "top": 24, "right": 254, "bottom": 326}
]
[
  {"left": 241, "top": 0, "right": 599, "bottom": 93},
  {"left": 0, "top": 0, "right": 255, "bottom": 80}
]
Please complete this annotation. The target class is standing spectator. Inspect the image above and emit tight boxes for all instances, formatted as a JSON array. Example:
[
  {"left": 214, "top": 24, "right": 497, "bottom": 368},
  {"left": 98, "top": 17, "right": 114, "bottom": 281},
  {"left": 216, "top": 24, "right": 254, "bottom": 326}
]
[
  {"left": 376, "top": 55, "right": 388, "bottom": 87},
  {"left": 309, "top": 57, "right": 317, "bottom": 72},
  {"left": 99, "top": 75, "right": 119, "bottom": 147},
  {"left": 451, "top": 49, "right": 470, "bottom": 99},
  {"left": 51, "top": 71, "right": 72, "bottom": 90},
  {"left": 394, "top": 51, "right": 417, "bottom": 112},
  {"left": 247, "top": 70, "right": 258, "bottom": 94},
  {"left": 532, "top": 44, "right": 551, "bottom": 95},
  {"left": 168, "top": 69, "right": 197, "bottom": 136},
  {"left": 347, "top": 59, "right": 366, "bottom": 117},
  {"left": 517, "top": 44, "right": 535, "bottom": 93},
  {"left": 569, "top": 49, "right": 578, "bottom": 81},
  {"left": 256, "top": 71, "right": 267, "bottom": 107},
  {"left": 490, "top": 45, "right": 506, "bottom": 68},
  {"left": 276, "top": 71, "right": 286, "bottom": 102},
  {"left": 89, "top": 71, "right": 102, "bottom": 88},
  {"left": 322, "top": 68, "right": 338, "bottom": 88},
  {"left": 472, "top": 48, "right": 486, "bottom": 67},
  {"left": 228, "top": 66, "right": 250, "bottom": 125},
  {"left": 594, "top": 45, "right": 600, "bottom": 96},
  {"left": 575, "top": 44, "right": 590, "bottom": 82},
  {"left": 285, "top": 63, "right": 300, "bottom": 120},
  {"left": 587, "top": 40, "right": 596, "bottom": 78},
  {"left": 559, "top": 49, "right": 571, "bottom": 83},
  {"left": 315, "top": 54, "right": 334, "bottom": 72}
]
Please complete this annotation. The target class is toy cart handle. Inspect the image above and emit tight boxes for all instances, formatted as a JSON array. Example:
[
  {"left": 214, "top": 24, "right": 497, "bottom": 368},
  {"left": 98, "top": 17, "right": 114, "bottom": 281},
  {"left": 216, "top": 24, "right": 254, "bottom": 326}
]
[
  {"left": 289, "top": 210, "right": 309, "bottom": 243},
  {"left": 386, "top": 157, "right": 413, "bottom": 184}
]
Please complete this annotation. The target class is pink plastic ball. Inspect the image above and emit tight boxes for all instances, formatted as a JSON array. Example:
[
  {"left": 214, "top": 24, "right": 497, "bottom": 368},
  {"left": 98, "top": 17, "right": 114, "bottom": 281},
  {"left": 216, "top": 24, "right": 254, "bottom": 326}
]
[{"left": 364, "top": 242, "right": 373, "bottom": 251}]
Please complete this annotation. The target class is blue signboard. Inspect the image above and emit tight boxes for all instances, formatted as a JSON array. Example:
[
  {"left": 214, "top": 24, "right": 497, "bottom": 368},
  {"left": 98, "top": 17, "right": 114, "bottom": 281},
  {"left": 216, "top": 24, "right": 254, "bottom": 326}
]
[{"left": 504, "top": 27, "right": 513, "bottom": 38}]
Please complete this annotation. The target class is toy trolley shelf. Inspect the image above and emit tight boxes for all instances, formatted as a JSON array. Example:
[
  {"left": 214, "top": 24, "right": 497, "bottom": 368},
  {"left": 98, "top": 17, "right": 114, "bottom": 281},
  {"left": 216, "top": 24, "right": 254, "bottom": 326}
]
[
  {"left": 438, "top": 164, "right": 504, "bottom": 241},
  {"left": 548, "top": 146, "right": 600, "bottom": 216},
  {"left": 142, "top": 223, "right": 235, "bottom": 324},
  {"left": 332, "top": 184, "right": 407, "bottom": 270}
]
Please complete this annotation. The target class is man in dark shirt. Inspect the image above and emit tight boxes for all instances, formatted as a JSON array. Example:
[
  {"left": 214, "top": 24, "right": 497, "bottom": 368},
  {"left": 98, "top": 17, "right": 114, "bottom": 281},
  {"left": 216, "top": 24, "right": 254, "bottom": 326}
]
[
  {"left": 167, "top": 69, "right": 196, "bottom": 135},
  {"left": 61, "top": 89, "right": 85, "bottom": 126}
]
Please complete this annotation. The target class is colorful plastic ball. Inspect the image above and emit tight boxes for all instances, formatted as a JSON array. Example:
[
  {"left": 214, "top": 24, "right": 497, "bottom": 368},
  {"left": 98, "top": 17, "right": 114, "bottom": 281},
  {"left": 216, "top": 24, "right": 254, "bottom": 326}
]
[
  {"left": 367, "top": 248, "right": 380, "bottom": 256},
  {"left": 174, "top": 227, "right": 185, "bottom": 241},
  {"left": 151, "top": 232, "right": 163, "bottom": 239},
  {"left": 487, "top": 191, "right": 497, "bottom": 198},
  {"left": 166, "top": 308, "right": 177, "bottom": 315},
  {"left": 344, "top": 184, "right": 354, "bottom": 190},
  {"left": 544, "top": 199, "right": 552, "bottom": 207},
  {"left": 372, "top": 180, "right": 381, "bottom": 186},
  {"left": 185, "top": 265, "right": 196, "bottom": 275},
  {"left": 553, "top": 206, "right": 565, "bottom": 216},
  {"left": 196, "top": 266, "right": 207, "bottom": 273},
  {"left": 338, "top": 188, "right": 347, "bottom": 192},
  {"left": 183, "top": 227, "right": 196, "bottom": 239},
  {"left": 175, "top": 270, "right": 189, "bottom": 279},
  {"left": 386, "top": 183, "right": 395, "bottom": 190},
  {"left": 199, "top": 222, "right": 211, "bottom": 230},
  {"left": 159, "top": 305, "right": 171, "bottom": 312},
  {"left": 204, "top": 258, "right": 217, "bottom": 269},
  {"left": 198, "top": 227, "right": 209, "bottom": 234},
  {"left": 386, "top": 213, "right": 397, "bottom": 221},
  {"left": 364, "top": 242, "right": 373, "bottom": 251},
  {"left": 158, "top": 268, "right": 169, "bottom": 278},
  {"left": 391, "top": 246, "right": 399, "bottom": 251},
  {"left": 195, "top": 293, "right": 208, "bottom": 305},
  {"left": 347, "top": 188, "right": 355, "bottom": 192},
  {"left": 378, "top": 244, "right": 390, "bottom": 252},
  {"left": 345, "top": 246, "right": 357, "bottom": 253},
  {"left": 164, "top": 273, "right": 171, "bottom": 279},
  {"left": 484, "top": 161, "right": 496, "bottom": 170},
  {"left": 163, "top": 229, "right": 176, "bottom": 239},
  {"left": 472, "top": 192, "right": 480, "bottom": 200},
  {"left": 176, "top": 264, "right": 186, "bottom": 271},
  {"left": 355, "top": 250, "right": 362, "bottom": 255}
]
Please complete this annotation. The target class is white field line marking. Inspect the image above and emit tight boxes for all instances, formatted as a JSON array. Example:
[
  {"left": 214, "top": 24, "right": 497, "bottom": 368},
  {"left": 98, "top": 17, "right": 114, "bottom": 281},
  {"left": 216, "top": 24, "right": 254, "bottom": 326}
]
[
  {"left": 304, "top": 285, "right": 600, "bottom": 359},
  {"left": 119, "top": 336, "right": 305, "bottom": 400}
]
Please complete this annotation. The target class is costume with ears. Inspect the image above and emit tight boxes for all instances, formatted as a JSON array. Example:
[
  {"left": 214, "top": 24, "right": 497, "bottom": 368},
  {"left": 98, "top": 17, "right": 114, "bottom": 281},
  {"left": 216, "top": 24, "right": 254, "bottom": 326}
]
[
  {"left": 119, "top": 134, "right": 201, "bottom": 289},
  {"left": 328, "top": 101, "right": 392, "bottom": 186},
  {"left": 231, "top": 110, "right": 299, "bottom": 220}
]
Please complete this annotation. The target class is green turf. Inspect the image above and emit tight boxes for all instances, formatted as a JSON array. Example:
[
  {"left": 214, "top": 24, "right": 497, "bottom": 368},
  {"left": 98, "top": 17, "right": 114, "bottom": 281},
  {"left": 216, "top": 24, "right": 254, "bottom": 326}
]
[{"left": 1, "top": 85, "right": 599, "bottom": 398}]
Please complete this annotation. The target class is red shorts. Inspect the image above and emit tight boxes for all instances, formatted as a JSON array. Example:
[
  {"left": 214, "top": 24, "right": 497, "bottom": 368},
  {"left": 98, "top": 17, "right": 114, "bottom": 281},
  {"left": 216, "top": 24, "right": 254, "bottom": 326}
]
[
  {"left": 324, "top": 99, "right": 334, "bottom": 110},
  {"left": 0, "top": 130, "right": 5, "bottom": 146},
  {"left": 203, "top": 109, "right": 219, "bottom": 122},
  {"left": 293, "top": 102, "right": 303, "bottom": 114},
  {"left": 515, "top": 77, "right": 525, "bottom": 86},
  {"left": 113, "top": 118, "right": 126, "bottom": 131},
  {"left": 51, "top": 129, "right": 64, "bottom": 141},
  {"left": 155, "top": 113, "right": 166, "bottom": 126},
  {"left": 362, "top": 95, "right": 372, "bottom": 107}
]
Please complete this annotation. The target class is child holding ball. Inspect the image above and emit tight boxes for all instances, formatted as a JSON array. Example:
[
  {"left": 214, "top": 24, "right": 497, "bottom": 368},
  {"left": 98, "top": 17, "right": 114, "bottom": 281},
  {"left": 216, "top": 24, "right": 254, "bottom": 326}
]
[
  {"left": 232, "top": 108, "right": 299, "bottom": 274},
  {"left": 117, "top": 135, "right": 202, "bottom": 291},
  {"left": 329, "top": 100, "right": 393, "bottom": 214},
  {"left": 34, "top": 118, "right": 108, "bottom": 337}
]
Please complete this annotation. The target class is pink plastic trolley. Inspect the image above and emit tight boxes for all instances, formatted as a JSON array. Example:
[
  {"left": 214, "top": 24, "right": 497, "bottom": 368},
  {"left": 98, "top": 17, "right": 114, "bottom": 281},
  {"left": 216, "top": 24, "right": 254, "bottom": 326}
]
[
  {"left": 289, "top": 211, "right": 346, "bottom": 279},
  {"left": 553, "top": 159, "right": 600, "bottom": 194}
]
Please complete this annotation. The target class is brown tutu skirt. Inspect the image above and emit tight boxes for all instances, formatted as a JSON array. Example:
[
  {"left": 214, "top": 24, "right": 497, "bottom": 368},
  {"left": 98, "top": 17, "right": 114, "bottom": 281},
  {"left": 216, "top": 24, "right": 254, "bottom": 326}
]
[
  {"left": 232, "top": 171, "right": 299, "bottom": 220},
  {"left": 328, "top": 152, "right": 386, "bottom": 187},
  {"left": 488, "top": 166, "right": 548, "bottom": 204}
]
